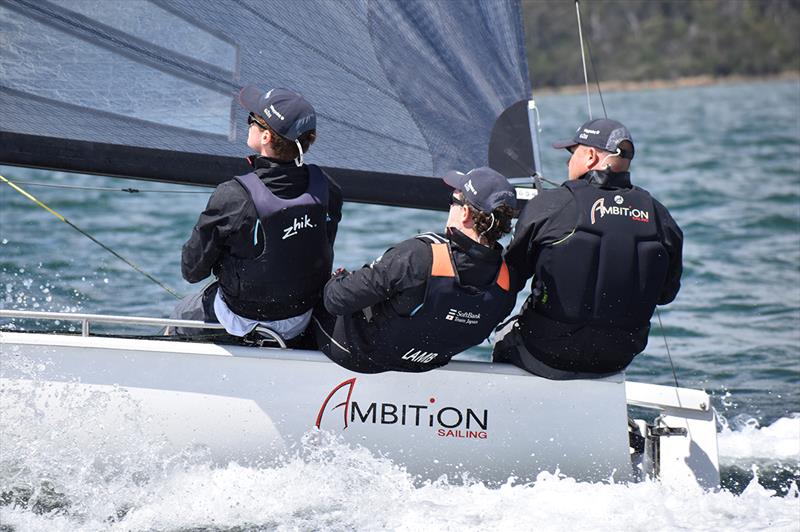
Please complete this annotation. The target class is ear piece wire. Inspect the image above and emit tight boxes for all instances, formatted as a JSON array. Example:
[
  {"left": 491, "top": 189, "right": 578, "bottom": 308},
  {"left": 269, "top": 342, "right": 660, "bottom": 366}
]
[
  {"left": 294, "top": 140, "right": 304, "bottom": 167},
  {"left": 479, "top": 212, "right": 497, "bottom": 239}
]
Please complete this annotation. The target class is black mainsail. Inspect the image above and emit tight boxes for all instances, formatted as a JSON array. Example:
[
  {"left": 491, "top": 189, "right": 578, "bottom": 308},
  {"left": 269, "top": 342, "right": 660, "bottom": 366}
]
[{"left": 0, "top": 0, "right": 536, "bottom": 210}]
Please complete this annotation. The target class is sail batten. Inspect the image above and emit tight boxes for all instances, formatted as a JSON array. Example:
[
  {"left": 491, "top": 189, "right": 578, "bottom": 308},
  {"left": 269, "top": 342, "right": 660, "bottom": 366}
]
[
  {"left": 8, "top": 0, "right": 239, "bottom": 93},
  {"left": 0, "top": 0, "right": 536, "bottom": 207}
]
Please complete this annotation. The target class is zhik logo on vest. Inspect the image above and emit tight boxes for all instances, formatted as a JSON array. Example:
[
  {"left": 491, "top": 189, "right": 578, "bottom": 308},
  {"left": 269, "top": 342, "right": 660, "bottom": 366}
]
[
  {"left": 315, "top": 378, "right": 489, "bottom": 440},
  {"left": 282, "top": 214, "right": 315, "bottom": 240},
  {"left": 590, "top": 198, "right": 650, "bottom": 225}
]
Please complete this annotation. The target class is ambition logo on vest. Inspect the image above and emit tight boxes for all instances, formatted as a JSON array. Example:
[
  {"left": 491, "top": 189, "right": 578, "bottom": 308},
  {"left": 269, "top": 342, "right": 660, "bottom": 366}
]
[
  {"left": 590, "top": 198, "right": 650, "bottom": 225},
  {"left": 282, "top": 214, "right": 316, "bottom": 240}
]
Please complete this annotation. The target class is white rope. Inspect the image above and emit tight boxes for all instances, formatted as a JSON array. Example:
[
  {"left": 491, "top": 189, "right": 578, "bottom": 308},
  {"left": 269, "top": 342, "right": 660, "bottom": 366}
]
[{"left": 575, "top": 1, "right": 592, "bottom": 119}]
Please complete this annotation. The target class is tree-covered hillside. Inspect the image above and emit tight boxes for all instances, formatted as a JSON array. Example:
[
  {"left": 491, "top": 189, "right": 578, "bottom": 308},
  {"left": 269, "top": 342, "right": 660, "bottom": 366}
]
[{"left": 522, "top": 0, "right": 800, "bottom": 87}]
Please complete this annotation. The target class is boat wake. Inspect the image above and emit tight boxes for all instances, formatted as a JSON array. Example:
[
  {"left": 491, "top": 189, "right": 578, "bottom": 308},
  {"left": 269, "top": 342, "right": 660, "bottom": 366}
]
[
  {"left": 0, "top": 433, "right": 796, "bottom": 531},
  {"left": 0, "top": 366, "right": 797, "bottom": 532},
  {"left": 715, "top": 413, "right": 800, "bottom": 499},
  {"left": 718, "top": 413, "right": 800, "bottom": 462}
]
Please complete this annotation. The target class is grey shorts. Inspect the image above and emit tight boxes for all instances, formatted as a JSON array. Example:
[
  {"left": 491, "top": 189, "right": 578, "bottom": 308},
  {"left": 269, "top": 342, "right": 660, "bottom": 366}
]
[{"left": 166, "top": 283, "right": 226, "bottom": 338}]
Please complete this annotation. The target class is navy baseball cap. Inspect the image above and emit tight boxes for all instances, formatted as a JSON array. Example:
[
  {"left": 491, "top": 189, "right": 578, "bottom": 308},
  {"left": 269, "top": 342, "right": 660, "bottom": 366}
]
[
  {"left": 443, "top": 167, "right": 518, "bottom": 213},
  {"left": 552, "top": 118, "right": 635, "bottom": 159},
  {"left": 239, "top": 85, "right": 316, "bottom": 141}
]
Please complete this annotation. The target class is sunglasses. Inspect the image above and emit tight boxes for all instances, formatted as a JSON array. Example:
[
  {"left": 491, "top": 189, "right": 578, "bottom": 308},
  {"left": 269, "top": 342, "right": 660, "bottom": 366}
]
[
  {"left": 247, "top": 113, "right": 267, "bottom": 129},
  {"left": 450, "top": 191, "right": 466, "bottom": 207}
]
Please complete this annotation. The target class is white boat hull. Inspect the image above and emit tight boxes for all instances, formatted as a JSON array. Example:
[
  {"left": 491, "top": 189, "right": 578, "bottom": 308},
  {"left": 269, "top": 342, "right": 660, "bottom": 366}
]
[{"left": 0, "top": 330, "right": 719, "bottom": 487}]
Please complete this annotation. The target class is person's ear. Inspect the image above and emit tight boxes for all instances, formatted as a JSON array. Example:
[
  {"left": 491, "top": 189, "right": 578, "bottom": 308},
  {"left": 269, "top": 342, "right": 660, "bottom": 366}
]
[
  {"left": 585, "top": 147, "right": 600, "bottom": 169},
  {"left": 460, "top": 204, "right": 473, "bottom": 227},
  {"left": 261, "top": 128, "right": 272, "bottom": 147}
]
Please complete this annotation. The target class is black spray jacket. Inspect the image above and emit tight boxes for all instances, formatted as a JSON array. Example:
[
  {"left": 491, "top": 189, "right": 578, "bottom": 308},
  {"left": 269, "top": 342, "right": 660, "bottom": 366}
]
[
  {"left": 181, "top": 156, "right": 343, "bottom": 320},
  {"left": 323, "top": 229, "right": 516, "bottom": 372},
  {"left": 503, "top": 171, "right": 683, "bottom": 372}
]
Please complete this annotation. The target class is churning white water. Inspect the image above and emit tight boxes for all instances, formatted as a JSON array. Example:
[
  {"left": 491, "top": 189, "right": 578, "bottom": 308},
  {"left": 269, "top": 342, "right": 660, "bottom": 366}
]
[
  {"left": 0, "top": 371, "right": 797, "bottom": 532},
  {"left": 2, "top": 80, "right": 800, "bottom": 531},
  {"left": 718, "top": 414, "right": 800, "bottom": 462}
]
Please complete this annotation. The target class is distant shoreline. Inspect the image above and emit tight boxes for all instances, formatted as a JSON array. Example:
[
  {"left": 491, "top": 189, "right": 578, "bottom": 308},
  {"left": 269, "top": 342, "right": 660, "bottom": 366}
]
[{"left": 535, "top": 71, "right": 800, "bottom": 95}]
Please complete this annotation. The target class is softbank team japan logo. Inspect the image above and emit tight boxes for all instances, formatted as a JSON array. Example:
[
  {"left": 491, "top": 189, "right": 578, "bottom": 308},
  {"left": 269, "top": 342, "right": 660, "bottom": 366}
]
[
  {"left": 590, "top": 198, "right": 650, "bottom": 225},
  {"left": 315, "top": 378, "right": 489, "bottom": 440},
  {"left": 444, "top": 308, "right": 480, "bottom": 325},
  {"left": 282, "top": 214, "right": 315, "bottom": 240}
]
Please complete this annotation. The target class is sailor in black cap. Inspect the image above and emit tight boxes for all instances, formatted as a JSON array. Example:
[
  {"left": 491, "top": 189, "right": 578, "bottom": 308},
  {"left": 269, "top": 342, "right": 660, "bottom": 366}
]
[
  {"left": 493, "top": 118, "right": 683, "bottom": 378},
  {"left": 316, "top": 167, "right": 518, "bottom": 373},
  {"left": 170, "top": 86, "right": 342, "bottom": 346}
]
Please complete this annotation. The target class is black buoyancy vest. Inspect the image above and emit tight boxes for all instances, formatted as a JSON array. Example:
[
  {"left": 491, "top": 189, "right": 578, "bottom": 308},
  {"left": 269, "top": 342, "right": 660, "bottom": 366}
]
[
  {"left": 218, "top": 164, "right": 332, "bottom": 320},
  {"left": 366, "top": 236, "right": 513, "bottom": 372},
  {"left": 532, "top": 179, "right": 668, "bottom": 330}
]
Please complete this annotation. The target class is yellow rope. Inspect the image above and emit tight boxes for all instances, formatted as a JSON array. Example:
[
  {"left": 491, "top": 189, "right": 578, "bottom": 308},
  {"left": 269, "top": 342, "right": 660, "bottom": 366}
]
[{"left": 1, "top": 174, "right": 181, "bottom": 299}]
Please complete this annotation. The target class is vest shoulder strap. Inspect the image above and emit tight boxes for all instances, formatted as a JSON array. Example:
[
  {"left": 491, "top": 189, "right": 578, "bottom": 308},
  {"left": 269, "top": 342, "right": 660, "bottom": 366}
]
[
  {"left": 234, "top": 172, "right": 265, "bottom": 195},
  {"left": 305, "top": 164, "right": 330, "bottom": 205},
  {"left": 234, "top": 172, "right": 275, "bottom": 220},
  {"left": 430, "top": 243, "right": 456, "bottom": 278}
]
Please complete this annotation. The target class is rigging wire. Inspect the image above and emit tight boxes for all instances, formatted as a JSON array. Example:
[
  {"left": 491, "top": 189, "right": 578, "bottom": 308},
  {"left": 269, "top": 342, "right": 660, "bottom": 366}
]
[
  {"left": 575, "top": 1, "right": 593, "bottom": 119},
  {"left": 0, "top": 175, "right": 183, "bottom": 300},
  {"left": 7, "top": 180, "right": 210, "bottom": 194},
  {"left": 583, "top": 21, "right": 608, "bottom": 119},
  {"left": 573, "top": 2, "right": 684, "bottom": 398},
  {"left": 657, "top": 308, "right": 682, "bottom": 390}
]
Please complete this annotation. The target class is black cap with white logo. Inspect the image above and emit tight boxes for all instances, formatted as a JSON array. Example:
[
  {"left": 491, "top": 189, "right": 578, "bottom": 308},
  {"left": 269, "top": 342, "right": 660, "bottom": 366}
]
[
  {"left": 239, "top": 85, "right": 316, "bottom": 141},
  {"left": 552, "top": 118, "right": 635, "bottom": 160},
  {"left": 443, "top": 167, "right": 518, "bottom": 213}
]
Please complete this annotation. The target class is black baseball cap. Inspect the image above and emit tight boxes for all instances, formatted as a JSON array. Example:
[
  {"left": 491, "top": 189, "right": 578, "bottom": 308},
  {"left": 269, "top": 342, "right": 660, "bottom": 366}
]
[
  {"left": 443, "top": 167, "right": 518, "bottom": 213},
  {"left": 552, "top": 118, "right": 635, "bottom": 160},
  {"left": 239, "top": 85, "right": 316, "bottom": 141}
]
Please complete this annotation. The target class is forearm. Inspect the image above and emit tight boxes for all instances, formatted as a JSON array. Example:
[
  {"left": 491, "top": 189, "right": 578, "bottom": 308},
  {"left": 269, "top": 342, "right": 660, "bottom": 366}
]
[
  {"left": 325, "top": 239, "right": 429, "bottom": 315},
  {"left": 181, "top": 229, "right": 220, "bottom": 283},
  {"left": 324, "top": 266, "right": 393, "bottom": 315}
]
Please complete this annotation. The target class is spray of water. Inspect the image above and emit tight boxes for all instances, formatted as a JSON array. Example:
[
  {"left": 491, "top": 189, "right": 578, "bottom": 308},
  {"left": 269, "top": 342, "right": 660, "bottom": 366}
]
[{"left": 1, "top": 358, "right": 797, "bottom": 531}]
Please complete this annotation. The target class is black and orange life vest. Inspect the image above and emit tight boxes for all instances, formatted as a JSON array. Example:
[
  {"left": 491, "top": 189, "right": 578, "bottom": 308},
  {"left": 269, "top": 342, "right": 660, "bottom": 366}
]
[{"left": 345, "top": 234, "right": 514, "bottom": 372}]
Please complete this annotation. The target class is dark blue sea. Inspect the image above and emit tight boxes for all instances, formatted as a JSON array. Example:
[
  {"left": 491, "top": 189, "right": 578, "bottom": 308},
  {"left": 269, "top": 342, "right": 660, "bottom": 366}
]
[{"left": 1, "top": 80, "right": 798, "bottom": 530}]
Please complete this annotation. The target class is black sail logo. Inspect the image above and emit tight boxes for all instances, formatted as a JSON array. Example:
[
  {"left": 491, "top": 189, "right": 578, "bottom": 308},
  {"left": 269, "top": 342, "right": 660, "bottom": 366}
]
[{"left": 315, "top": 377, "right": 357, "bottom": 430}]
